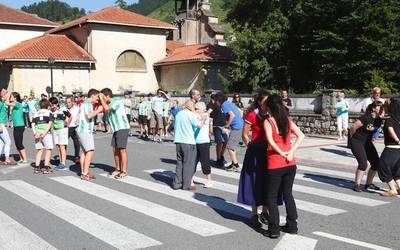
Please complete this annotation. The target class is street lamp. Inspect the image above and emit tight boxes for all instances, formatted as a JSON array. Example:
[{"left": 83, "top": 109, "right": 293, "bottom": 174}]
[{"left": 47, "top": 57, "right": 55, "bottom": 97}]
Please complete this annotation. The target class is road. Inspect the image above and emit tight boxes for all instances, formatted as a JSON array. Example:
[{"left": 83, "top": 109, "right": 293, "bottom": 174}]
[{"left": 0, "top": 129, "right": 398, "bottom": 250}]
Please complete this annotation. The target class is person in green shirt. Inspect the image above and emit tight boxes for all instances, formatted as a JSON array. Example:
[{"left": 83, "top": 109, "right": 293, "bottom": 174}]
[
  {"left": 6, "top": 92, "right": 28, "bottom": 165},
  {"left": 0, "top": 89, "right": 16, "bottom": 165}
]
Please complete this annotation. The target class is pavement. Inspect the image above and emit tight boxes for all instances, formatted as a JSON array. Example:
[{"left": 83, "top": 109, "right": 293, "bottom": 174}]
[{"left": 0, "top": 129, "right": 398, "bottom": 250}]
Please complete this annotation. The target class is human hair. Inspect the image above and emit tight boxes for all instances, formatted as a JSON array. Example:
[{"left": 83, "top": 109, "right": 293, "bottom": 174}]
[
  {"left": 101, "top": 88, "right": 113, "bottom": 98},
  {"left": 11, "top": 92, "right": 22, "bottom": 103},
  {"left": 248, "top": 89, "right": 270, "bottom": 113},
  {"left": 389, "top": 98, "right": 400, "bottom": 121},
  {"left": 372, "top": 87, "right": 381, "bottom": 94},
  {"left": 195, "top": 102, "right": 206, "bottom": 113},
  {"left": 189, "top": 89, "right": 199, "bottom": 98},
  {"left": 87, "top": 89, "right": 100, "bottom": 98},
  {"left": 213, "top": 92, "right": 227, "bottom": 104},
  {"left": 232, "top": 93, "right": 241, "bottom": 103},
  {"left": 40, "top": 99, "right": 51, "bottom": 109},
  {"left": 148, "top": 93, "right": 153, "bottom": 97},
  {"left": 366, "top": 101, "right": 383, "bottom": 113},
  {"left": 49, "top": 97, "right": 59, "bottom": 105},
  {"left": 265, "top": 94, "right": 289, "bottom": 138}
]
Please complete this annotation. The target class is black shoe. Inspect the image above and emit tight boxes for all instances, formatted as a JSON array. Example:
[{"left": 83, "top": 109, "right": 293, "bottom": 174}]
[
  {"left": 225, "top": 163, "right": 236, "bottom": 172},
  {"left": 264, "top": 230, "right": 280, "bottom": 239},
  {"left": 280, "top": 224, "right": 298, "bottom": 234},
  {"left": 365, "top": 184, "right": 380, "bottom": 190},
  {"left": 259, "top": 212, "right": 269, "bottom": 225},
  {"left": 248, "top": 215, "right": 262, "bottom": 229}
]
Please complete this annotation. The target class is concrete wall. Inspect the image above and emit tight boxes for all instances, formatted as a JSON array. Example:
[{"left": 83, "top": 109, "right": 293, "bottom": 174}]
[
  {"left": 10, "top": 67, "right": 91, "bottom": 96},
  {"left": 0, "top": 25, "right": 47, "bottom": 51},
  {"left": 159, "top": 63, "right": 203, "bottom": 92},
  {"left": 89, "top": 25, "right": 167, "bottom": 94}
]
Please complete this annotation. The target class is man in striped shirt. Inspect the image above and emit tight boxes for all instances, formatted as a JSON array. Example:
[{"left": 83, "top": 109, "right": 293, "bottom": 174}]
[
  {"left": 138, "top": 94, "right": 151, "bottom": 139},
  {"left": 99, "top": 88, "right": 130, "bottom": 179},
  {"left": 77, "top": 89, "right": 103, "bottom": 181}
]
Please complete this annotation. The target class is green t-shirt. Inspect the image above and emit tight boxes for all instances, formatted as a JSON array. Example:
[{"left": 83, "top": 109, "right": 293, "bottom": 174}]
[
  {"left": 12, "top": 102, "right": 25, "bottom": 127},
  {"left": 108, "top": 98, "right": 130, "bottom": 132},
  {"left": 0, "top": 102, "right": 7, "bottom": 124}
]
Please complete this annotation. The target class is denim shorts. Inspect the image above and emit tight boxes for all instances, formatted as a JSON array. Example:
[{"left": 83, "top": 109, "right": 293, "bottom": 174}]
[{"left": 213, "top": 126, "right": 228, "bottom": 144}]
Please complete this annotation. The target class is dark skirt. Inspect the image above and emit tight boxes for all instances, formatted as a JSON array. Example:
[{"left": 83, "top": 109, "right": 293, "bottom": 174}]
[
  {"left": 237, "top": 141, "right": 267, "bottom": 206},
  {"left": 378, "top": 147, "right": 400, "bottom": 183}
]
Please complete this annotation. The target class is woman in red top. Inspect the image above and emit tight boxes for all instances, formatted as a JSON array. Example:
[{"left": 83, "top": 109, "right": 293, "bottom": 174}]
[
  {"left": 237, "top": 89, "right": 270, "bottom": 228},
  {"left": 263, "top": 94, "right": 304, "bottom": 239}
]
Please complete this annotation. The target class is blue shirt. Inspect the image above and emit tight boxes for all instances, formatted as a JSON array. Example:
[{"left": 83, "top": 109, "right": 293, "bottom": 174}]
[
  {"left": 27, "top": 100, "right": 37, "bottom": 115},
  {"left": 221, "top": 101, "right": 244, "bottom": 130},
  {"left": 170, "top": 107, "right": 182, "bottom": 118},
  {"left": 174, "top": 109, "right": 199, "bottom": 145},
  {"left": 336, "top": 99, "right": 349, "bottom": 116},
  {"left": 195, "top": 116, "right": 210, "bottom": 144}
]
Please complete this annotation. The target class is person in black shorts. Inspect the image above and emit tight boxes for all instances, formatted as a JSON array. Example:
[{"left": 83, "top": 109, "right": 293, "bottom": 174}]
[
  {"left": 378, "top": 98, "right": 400, "bottom": 197},
  {"left": 350, "top": 101, "right": 383, "bottom": 192}
]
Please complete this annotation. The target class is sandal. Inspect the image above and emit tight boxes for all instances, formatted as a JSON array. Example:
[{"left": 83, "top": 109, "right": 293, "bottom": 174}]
[
  {"left": 42, "top": 166, "right": 53, "bottom": 174},
  {"left": 111, "top": 170, "right": 120, "bottom": 177},
  {"left": 33, "top": 167, "right": 40, "bottom": 174},
  {"left": 115, "top": 171, "right": 128, "bottom": 179},
  {"left": 87, "top": 172, "right": 96, "bottom": 179},
  {"left": 2, "top": 160, "right": 17, "bottom": 166},
  {"left": 80, "top": 173, "right": 91, "bottom": 181}
]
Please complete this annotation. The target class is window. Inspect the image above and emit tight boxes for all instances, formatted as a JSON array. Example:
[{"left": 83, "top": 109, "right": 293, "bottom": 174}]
[{"left": 116, "top": 50, "right": 147, "bottom": 71}]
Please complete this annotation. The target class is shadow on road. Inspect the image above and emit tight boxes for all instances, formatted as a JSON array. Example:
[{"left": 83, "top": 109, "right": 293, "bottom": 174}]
[{"left": 320, "top": 147, "right": 354, "bottom": 158}]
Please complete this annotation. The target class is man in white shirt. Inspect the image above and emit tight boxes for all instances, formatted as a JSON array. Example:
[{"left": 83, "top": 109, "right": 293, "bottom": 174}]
[
  {"left": 361, "top": 87, "right": 384, "bottom": 141},
  {"left": 66, "top": 97, "right": 80, "bottom": 164}
]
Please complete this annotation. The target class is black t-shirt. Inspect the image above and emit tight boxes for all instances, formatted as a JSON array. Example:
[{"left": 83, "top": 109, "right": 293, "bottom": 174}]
[
  {"left": 234, "top": 101, "right": 244, "bottom": 109},
  {"left": 282, "top": 97, "right": 292, "bottom": 112},
  {"left": 207, "top": 103, "right": 226, "bottom": 126},
  {"left": 383, "top": 118, "right": 400, "bottom": 145},
  {"left": 352, "top": 114, "right": 382, "bottom": 142}
]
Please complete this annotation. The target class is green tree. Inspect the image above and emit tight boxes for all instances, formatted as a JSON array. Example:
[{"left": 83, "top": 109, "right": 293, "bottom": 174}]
[{"left": 114, "top": 0, "right": 128, "bottom": 9}]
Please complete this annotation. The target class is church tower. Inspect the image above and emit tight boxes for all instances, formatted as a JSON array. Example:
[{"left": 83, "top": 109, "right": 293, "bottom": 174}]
[{"left": 173, "top": 0, "right": 226, "bottom": 46}]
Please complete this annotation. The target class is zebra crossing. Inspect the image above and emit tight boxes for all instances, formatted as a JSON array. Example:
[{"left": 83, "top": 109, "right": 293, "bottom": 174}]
[{"left": 0, "top": 163, "right": 396, "bottom": 250}]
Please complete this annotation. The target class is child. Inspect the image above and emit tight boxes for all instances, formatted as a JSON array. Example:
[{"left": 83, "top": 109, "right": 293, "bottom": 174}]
[
  {"left": 32, "top": 99, "right": 54, "bottom": 174},
  {"left": 137, "top": 94, "right": 150, "bottom": 139},
  {"left": 77, "top": 89, "right": 103, "bottom": 180},
  {"left": 50, "top": 97, "right": 71, "bottom": 170},
  {"left": 99, "top": 88, "right": 130, "bottom": 178}
]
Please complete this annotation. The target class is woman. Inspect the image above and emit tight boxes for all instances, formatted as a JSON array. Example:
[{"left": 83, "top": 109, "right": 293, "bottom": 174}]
[
  {"left": 335, "top": 92, "right": 349, "bottom": 140},
  {"left": 378, "top": 98, "right": 400, "bottom": 197},
  {"left": 237, "top": 89, "right": 270, "bottom": 228},
  {"left": 350, "top": 101, "right": 383, "bottom": 192},
  {"left": 264, "top": 94, "right": 304, "bottom": 238},
  {"left": 7, "top": 92, "right": 28, "bottom": 165},
  {"left": 232, "top": 93, "right": 244, "bottom": 117},
  {"left": 0, "top": 90, "right": 16, "bottom": 165}
]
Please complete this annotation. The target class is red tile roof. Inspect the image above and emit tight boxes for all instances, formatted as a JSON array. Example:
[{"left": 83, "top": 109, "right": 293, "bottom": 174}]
[
  {"left": 0, "top": 34, "right": 95, "bottom": 63},
  {"left": 166, "top": 40, "right": 185, "bottom": 54},
  {"left": 155, "top": 43, "right": 233, "bottom": 66},
  {"left": 0, "top": 3, "right": 57, "bottom": 27},
  {"left": 48, "top": 7, "right": 175, "bottom": 34}
]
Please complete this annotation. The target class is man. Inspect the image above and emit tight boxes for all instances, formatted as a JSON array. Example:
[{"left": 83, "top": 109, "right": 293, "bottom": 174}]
[
  {"left": 361, "top": 87, "right": 384, "bottom": 141},
  {"left": 207, "top": 94, "right": 228, "bottom": 168},
  {"left": 213, "top": 92, "right": 244, "bottom": 172},
  {"left": 22, "top": 95, "right": 29, "bottom": 128},
  {"left": 77, "top": 89, "right": 103, "bottom": 180},
  {"left": 123, "top": 91, "right": 133, "bottom": 136},
  {"left": 281, "top": 90, "right": 293, "bottom": 112},
  {"left": 172, "top": 100, "right": 204, "bottom": 191},
  {"left": 189, "top": 89, "right": 201, "bottom": 104},
  {"left": 66, "top": 97, "right": 81, "bottom": 164},
  {"left": 27, "top": 97, "right": 37, "bottom": 128},
  {"left": 151, "top": 89, "right": 170, "bottom": 142},
  {"left": 100, "top": 88, "right": 130, "bottom": 178},
  {"left": 137, "top": 94, "right": 151, "bottom": 139},
  {"left": 40, "top": 93, "right": 47, "bottom": 101},
  {"left": 162, "top": 95, "right": 170, "bottom": 137}
]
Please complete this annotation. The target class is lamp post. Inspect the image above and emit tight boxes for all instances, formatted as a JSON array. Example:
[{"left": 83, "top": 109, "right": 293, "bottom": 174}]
[{"left": 47, "top": 57, "right": 55, "bottom": 97}]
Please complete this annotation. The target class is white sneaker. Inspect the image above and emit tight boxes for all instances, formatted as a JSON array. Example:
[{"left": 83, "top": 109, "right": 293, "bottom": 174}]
[
  {"left": 18, "top": 160, "right": 30, "bottom": 166},
  {"left": 203, "top": 181, "right": 213, "bottom": 188}
]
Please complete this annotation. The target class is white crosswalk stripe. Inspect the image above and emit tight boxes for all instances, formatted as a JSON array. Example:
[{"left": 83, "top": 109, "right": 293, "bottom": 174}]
[
  {"left": 0, "top": 180, "right": 162, "bottom": 250},
  {"left": 51, "top": 176, "right": 234, "bottom": 237},
  {"left": 0, "top": 210, "right": 57, "bottom": 250},
  {"left": 145, "top": 169, "right": 347, "bottom": 216},
  {"left": 274, "top": 233, "right": 318, "bottom": 250},
  {"left": 199, "top": 166, "right": 388, "bottom": 206}
]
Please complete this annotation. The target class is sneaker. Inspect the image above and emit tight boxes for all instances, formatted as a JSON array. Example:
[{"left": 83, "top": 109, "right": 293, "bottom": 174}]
[
  {"left": 17, "top": 160, "right": 30, "bottom": 166},
  {"left": 203, "top": 181, "right": 213, "bottom": 188},
  {"left": 74, "top": 156, "right": 80, "bottom": 165},
  {"left": 259, "top": 212, "right": 269, "bottom": 225},
  {"left": 280, "top": 224, "right": 298, "bottom": 234},
  {"left": 264, "top": 229, "right": 280, "bottom": 239},
  {"left": 353, "top": 184, "right": 362, "bottom": 192},
  {"left": 55, "top": 163, "right": 67, "bottom": 171},
  {"left": 248, "top": 214, "right": 262, "bottom": 229},
  {"left": 225, "top": 163, "right": 236, "bottom": 172},
  {"left": 365, "top": 184, "right": 381, "bottom": 191}
]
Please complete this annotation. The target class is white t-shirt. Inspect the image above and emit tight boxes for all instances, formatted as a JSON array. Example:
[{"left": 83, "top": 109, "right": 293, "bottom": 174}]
[
  {"left": 68, "top": 105, "right": 80, "bottom": 128},
  {"left": 362, "top": 97, "right": 384, "bottom": 111}
]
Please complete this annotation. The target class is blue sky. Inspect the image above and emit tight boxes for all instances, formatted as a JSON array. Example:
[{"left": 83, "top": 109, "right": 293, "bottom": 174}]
[{"left": 1, "top": 0, "right": 138, "bottom": 11}]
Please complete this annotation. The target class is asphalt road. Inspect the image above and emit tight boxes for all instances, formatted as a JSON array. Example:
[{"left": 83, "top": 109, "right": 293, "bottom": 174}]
[{"left": 0, "top": 129, "right": 398, "bottom": 250}]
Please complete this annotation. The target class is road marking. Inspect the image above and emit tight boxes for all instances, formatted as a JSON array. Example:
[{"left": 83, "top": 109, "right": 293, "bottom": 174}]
[
  {"left": 313, "top": 231, "right": 394, "bottom": 250},
  {"left": 298, "top": 165, "right": 379, "bottom": 182},
  {"left": 203, "top": 167, "right": 388, "bottom": 206},
  {"left": 274, "top": 234, "right": 318, "bottom": 250},
  {"left": 51, "top": 176, "right": 234, "bottom": 237},
  {"left": 99, "top": 174, "right": 286, "bottom": 224},
  {"left": 0, "top": 180, "right": 162, "bottom": 250},
  {"left": 0, "top": 210, "right": 57, "bottom": 250},
  {"left": 146, "top": 169, "right": 347, "bottom": 216}
]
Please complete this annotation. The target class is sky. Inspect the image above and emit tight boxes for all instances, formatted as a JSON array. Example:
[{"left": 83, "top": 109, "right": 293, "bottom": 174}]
[{"left": 0, "top": 0, "right": 138, "bottom": 11}]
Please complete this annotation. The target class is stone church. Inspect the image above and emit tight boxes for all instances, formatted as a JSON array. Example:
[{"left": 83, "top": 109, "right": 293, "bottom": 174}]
[{"left": 0, "top": 1, "right": 231, "bottom": 96}]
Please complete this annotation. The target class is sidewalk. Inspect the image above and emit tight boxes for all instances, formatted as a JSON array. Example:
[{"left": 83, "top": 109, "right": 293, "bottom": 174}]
[{"left": 295, "top": 136, "right": 384, "bottom": 170}]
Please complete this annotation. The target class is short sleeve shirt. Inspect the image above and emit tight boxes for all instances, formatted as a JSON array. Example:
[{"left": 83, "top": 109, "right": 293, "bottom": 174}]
[
  {"left": 32, "top": 109, "right": 54, "bottom": 134},
  {"left": 12, "top": 102, "right": 25, "bottom": 127},
  {"left": 152, "top": 96, "right": 165, "bottom": 115},
  {"left": 123, "top": 98, "right": 132, "bottom": 115},
  {"left": 138, "top": 101, "right": 149, "bottom": 116},
  {"left": 195, "top": 116, "right": 210, "bottom": 144},
  {"left": 352, "top": 114, "right": 382, "bottom": 143},
  {"left": 336, "top": 99, "right": 349, "bottom": 116},
  {"left": 53, "top": 109, "right": 70, "bottom": 130},
  {"left": 108, "top": 98, "right": 130, "bottom": 132},
  {"left": 221, "top": 101, "right": 244, "bottom": 130},
  {"left": 384, "top": 118, "right": 400, "bottom": 146},
  {"left": 162, "top": 101, "right": 170, "bottom": 117},
  {"left": 207, "top": 102, "right": 225, "bottom": 126},
  {"left": 0, "top": 102, "right": 7, "bottom": 124},
  {"left": 174, "top": 109, "right": 199, "bottom": 144},
  {"left": 68, "top": 105, "right": 80, "bottom": 128},
  {"left": 78, "top": 99, "right": 94, "bottom": 134},
  {"left": 245, "top": 109, "right": 266, "bottom": 142}
]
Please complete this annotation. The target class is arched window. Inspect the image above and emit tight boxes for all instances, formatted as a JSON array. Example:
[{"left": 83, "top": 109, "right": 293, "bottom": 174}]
[{"left": 116, "top": 50, "right": 147, "bottom": 71}]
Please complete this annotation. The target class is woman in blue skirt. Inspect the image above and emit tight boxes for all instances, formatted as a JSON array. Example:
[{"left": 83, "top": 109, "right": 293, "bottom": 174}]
[{"left": 237, "top": 89, "right": 270, "bottom": 228}]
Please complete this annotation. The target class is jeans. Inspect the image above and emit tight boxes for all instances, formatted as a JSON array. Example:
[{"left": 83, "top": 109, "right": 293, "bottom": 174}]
[{"left": 265, "top": 166, "right": 298, "bottom": 233}]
